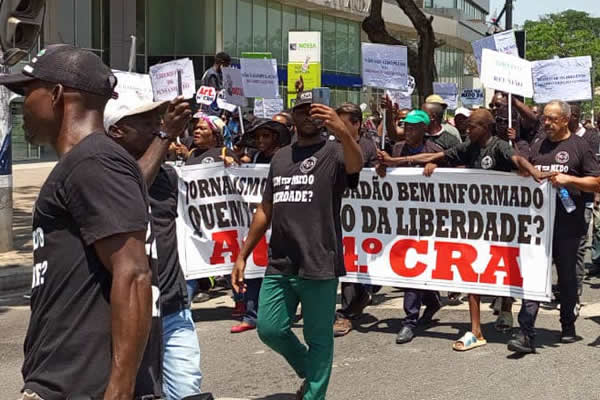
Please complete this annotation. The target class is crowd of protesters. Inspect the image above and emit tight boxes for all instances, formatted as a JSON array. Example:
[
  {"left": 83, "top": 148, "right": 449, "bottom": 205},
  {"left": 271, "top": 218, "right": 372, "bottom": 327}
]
[{"left": 3, "top": 45, "right": 600, "bottom": 400}]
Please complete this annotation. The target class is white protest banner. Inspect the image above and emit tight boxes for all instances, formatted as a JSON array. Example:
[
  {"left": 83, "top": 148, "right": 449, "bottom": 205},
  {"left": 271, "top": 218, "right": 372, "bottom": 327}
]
[
  {"left": 532, "top": 56, "right": 593, "bottom": 104},
  {"left": 472, "top": 30, "right": 519, "bottom": 73},
  {"left": 288, "top": 31, "right": 321, "bottom": 63},
  {"left": 433, "top": 82, "right": 458, "bottom": 110},
  {"left": 217, "top": 92, "right": 239, "bottom": 112},
  {"left": 111, "top": 70, "right": 153, "bottom": 103},
  {"left": 222, "top": 67, "right": 247, "bottom": 107},
  {"left": 196, "top": 86, "right": 217, "bottom": 106},
  {"left": 254, "top": 98, "right": 284, "bottom": 118},
  {"left": 481, "top": 49, "right": 533, "bottom": 98},
  {"left": 176, "top": 166, "right": 555, "bottom": 301},
  {"left": 386, "top": 90, "right": 412, "bottom": 109},
  {"left": 361, "top": 43, "right": 408, "bottom": 89},
  {"left": 240, "top": 58, "right": 280, "bottom": 99},
  {"left": 461, "top": 88, "right": 485, "bottom": 107},
  {"left": 149, "top": 58, "right": 195, "bottom": 101}
]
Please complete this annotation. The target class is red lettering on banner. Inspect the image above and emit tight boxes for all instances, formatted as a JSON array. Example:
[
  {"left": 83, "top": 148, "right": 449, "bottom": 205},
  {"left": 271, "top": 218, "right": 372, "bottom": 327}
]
[
  {"left": 210, "top": 230, "right": 240, "bottom": 264},
  {"left": 252, "top": 235, "right": 269, "bottom": 267},
  {"left": 343, "top": 237, "right": 359, "bottom": 273},
  {"left": 431, "top": 241, "right": 478, "bottom": 282},
  {"left": 389, "top": 239, "right": 428, "bottom": 278},
  {"left": 480, "top": 246, "right": 523, "bottom": 287}
]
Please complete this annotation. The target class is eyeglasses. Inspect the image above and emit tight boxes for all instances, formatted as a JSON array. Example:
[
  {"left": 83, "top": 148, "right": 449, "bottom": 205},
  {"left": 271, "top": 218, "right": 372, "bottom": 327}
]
[{"left": 541, "top": 115, "right": 564, "bottom": 124}]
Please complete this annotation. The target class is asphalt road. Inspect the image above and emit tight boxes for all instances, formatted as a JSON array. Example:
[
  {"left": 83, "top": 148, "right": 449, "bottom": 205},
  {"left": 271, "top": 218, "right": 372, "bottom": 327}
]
[{"left": 2, "top": 280, "right": 600, "bottom": 400}]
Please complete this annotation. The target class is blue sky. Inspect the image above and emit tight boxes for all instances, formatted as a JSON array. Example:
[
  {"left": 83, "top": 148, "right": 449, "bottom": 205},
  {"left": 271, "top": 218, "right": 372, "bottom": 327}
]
[{"left": 489, "top": 0, "right": 600, "bottom": 25}]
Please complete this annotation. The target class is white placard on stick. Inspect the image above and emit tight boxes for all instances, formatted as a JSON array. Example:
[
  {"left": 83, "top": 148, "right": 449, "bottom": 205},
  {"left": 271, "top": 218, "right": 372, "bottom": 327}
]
[
  {"left": 254, "top": 98, "right": 284, "bottom": 119},
  {"left": 288, "top": 31, "right": 321, "bottom": 63},
  {"left": 222, "top": 67, "right": 247, "bottom": 107},
  {"left": 433, "top": 82, "right": 458, "bottom": 110},
  {"left": 461, "top": 88, "right": 485, "bottom": 107},
  {"left": 240, "top": 58, "right": 280, "bottom": 99},
  {"left": 149, "top": 58, "right": 196, "bottom": 101},
  {"left": 472, "top": 30, "right": 519, "bottom": 73},
  {"left": 361, "top": 43, "right": 408, "bottom": 89},
  {"left": 532, "top": 56, "right": 593, "bottom": 104},
  {"left": 196, "top": 86, "right": 217, "bottom": 106},
  {"left": 481, "top": 49, "right": 533, "bottom": 98},
  {"left": 386, "top": 90, "right": 412, "bottom": 110},
  {"left": 111, "top": 70, "right": 153, "bottom": 103}
]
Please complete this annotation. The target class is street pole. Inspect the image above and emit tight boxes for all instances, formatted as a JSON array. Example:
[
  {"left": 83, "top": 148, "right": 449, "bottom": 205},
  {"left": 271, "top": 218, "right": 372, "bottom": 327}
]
[
  {"left": 0, "top": 64, "right": 13, "bottom": 252},
  {"left": 505, "top": 0, "right": 513, "bottom": 30}
]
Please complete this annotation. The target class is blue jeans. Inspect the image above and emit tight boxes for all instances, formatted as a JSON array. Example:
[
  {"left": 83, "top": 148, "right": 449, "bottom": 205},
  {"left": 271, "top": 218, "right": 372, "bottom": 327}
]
[
  {"left": 243, "top": 278, "right": 263, "bottom": 326},
  {"left": 162, "top": 308, "right": 203, "bottom": 400},
  {"left": 187, "top": 279, "right": 199, "bottom": 302}
]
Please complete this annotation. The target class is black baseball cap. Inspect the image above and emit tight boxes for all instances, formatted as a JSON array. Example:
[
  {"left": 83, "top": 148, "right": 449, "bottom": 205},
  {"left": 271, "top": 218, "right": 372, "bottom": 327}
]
[
  {"left": 0, "top": 44, "right": 117, "bottom": 98},
  {"left": 293, "top": 91, "right": 313, "bottom": 109}
]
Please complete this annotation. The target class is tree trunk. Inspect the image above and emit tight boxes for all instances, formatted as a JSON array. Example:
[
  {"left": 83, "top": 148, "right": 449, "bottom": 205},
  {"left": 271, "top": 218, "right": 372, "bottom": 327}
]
[{"left": 362, "top": 0, "right": 440, "bottom": 104}]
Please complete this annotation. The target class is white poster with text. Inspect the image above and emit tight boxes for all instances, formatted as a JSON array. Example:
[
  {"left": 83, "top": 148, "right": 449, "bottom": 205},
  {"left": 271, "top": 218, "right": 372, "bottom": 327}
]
[
  {"left": 361, "top": 43, "right": 408, "bottom": 89},
  {"left": 481, "top": 49, "right": 533, "bottom": 97}
]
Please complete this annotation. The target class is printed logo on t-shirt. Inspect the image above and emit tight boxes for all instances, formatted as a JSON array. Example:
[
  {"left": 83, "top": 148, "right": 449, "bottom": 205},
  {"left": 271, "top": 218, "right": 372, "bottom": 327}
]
[
  {"left": 481, "top": 155, "right": 494, "bottom": 170},
  {"left": 202, "top": 157, "right": 215, "bottom": 164},
  {"left": 31, "top": 227, "right": 47, "bottom": 290},
  {"left": 300, "top": 156, "right": 318, "bottom": 174},
  {"left": 556, "top": 151, "right": 570, "bottom": 164}
]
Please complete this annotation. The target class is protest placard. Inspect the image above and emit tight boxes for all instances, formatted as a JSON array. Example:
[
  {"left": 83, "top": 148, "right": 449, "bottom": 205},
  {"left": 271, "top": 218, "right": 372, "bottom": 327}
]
[
  {"left": 254, "top": 98, "right": 284, "bottom": 119},
  {"left": 386, "top": 90, "right": 412, "bottom": 109},
  {"left": 472, "top": 30, "right": 519, "bottom": 73},
  {"left": 222, "top": 67, "right": 247, "bottom": 107},
  {"left": 149, "top": 58, "right": 195, "bottom": 101},
  {"left": 287, "top": 63, "right": 321, "bottom": 92},
  {"left": 111, "top": 70, "right": 153, "bottom": 103},
  {"left": 532, "top": 56, "right": 593, "bottom": 104},
  {"left": 481, "top": 49, "right": 533, "bottom": 97},
  {"left": 461, "top": 88, "right": 485, "bottom": 107},
  {"left": 361, "top": 43, "right": 408, "bottom": 89},
  {"left": 288, "top": 31, "right": 321, "bottom": 63},
  {"left": 176, "top": 165, "right": 555, "bottom": 301},
  {"left": 240, "top": 58, "right": 280, "bottom": 99},
  {"left": 196, "top": 86, "right": 217, "bottom": 106},
  {"left": 433, "top": 82, "right": 458, "bottom": 110}
]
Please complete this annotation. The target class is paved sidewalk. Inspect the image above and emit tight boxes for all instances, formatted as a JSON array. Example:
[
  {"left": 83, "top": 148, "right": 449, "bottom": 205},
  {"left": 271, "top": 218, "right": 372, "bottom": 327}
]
[{"left": 0, "top": 162, "right": 55, "bottom": 291}]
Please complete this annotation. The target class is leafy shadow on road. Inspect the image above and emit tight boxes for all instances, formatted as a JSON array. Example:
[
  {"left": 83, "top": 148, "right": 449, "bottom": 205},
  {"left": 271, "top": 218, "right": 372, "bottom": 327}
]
[{"left": 352, "top": 316, "right": 562, "bottom": 352}]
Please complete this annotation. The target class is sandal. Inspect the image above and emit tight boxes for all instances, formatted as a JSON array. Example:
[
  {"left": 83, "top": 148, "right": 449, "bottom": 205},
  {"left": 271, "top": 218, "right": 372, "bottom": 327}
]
[
  {"left": 452, "top": 332, "right": 487, "bottom": 352},
  {"left": 495, "top": 311, "right": 513, "bottom": 332}
]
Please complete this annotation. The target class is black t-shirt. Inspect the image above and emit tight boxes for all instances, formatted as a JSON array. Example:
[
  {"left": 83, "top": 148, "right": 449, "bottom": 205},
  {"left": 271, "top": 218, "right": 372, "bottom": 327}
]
[
  {"left": 149, "top": 165, "right": 188, "bottom": 316},
  {"left": 426, "top": 128, "right": 460, "bottom": 150},
  {"left": 262, "top": 139, "right": 359, "bottom": 279},
  {"left": 575, "top": 125, "right": 600, "bottom": 156},
  {"left": 444, "top": 136, "right": 516, "bottom": 171},
  {"left": 23, "top": 133, "right": 162, "bottom": 400},
  {"left": 530, "top": 134, "right": 600, "bottom": 239},
  {"left": 186, "top": 146, "right": 238, "bottom": 165},
  {"left": 253, "top": 151, "right": 274, "bottom": 164}
]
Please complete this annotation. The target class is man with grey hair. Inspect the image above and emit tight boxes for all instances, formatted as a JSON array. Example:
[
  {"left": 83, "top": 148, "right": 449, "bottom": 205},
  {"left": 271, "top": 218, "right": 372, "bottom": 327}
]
[{"left": 509, "top": 100, "right": 600, "bottom": 354}]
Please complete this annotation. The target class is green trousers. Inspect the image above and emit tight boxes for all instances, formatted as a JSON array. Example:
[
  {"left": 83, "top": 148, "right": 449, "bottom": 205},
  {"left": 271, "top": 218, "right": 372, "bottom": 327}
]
[{"left": 257, "top": 274, "right": 338, "bottom": 400}]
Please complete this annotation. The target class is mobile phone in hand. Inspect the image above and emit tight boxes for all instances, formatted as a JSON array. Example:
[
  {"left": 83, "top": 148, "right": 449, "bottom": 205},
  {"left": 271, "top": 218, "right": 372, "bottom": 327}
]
[{"left": 312, "top": 87, "right": 330, "bottom": 106}]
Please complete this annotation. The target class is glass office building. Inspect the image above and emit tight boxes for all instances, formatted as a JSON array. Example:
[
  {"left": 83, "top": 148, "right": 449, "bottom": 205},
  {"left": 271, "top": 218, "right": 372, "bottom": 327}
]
[{"left": 11, "top": 0, "right": 489, "bottom": 162}]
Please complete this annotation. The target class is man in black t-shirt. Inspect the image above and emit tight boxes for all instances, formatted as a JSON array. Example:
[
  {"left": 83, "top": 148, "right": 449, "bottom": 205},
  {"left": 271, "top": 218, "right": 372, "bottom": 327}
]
[
  {"left": 508, "top": 101, "right": 600, "bottom": 354},
  {"left": 333, "top": 103, "right": 379, "bottom": 337},
  {"left": 0, "top": 45, "right": 161, "bottom": 399},
  {"left": 231, "top": 91, "right": 363, "bottom": 399},
  {"left": 376, "top": 110, "right": 444, "bottom": 344},
  {"left": 104, "top": 87, "right": 213, "bottom": 398},
  {"left": 379, "top": 109, "right": 548, "bottom": 353},
  {"left": 422, "top": 102, "right": 461, "bottom": 150}
]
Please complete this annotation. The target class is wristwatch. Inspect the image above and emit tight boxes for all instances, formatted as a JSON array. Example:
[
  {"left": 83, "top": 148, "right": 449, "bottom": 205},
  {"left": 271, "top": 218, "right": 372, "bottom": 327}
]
[{"left": 154, "top": 131, "right": 171, "bottom": 141}]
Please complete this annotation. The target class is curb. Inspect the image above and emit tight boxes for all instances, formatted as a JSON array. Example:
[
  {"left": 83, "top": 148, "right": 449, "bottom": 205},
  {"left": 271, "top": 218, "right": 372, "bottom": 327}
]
[{"left": 0, "top": 265, "right": 32, "bottom": 292}]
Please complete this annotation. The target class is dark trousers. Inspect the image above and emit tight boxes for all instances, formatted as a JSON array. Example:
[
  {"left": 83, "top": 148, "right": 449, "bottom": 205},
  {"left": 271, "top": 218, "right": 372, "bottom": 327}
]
[
  {"left": 402, "top": 290, "right": 441, "bottom": 329},
  {"left": 518, "top": 236, "right": 582, "bottom": 338},
  {"left": 337, "top": 282, "right": 368, "bottom": 319},
  {"left": 575, "top": 207, "right": 594, "bottom": 292},
  {"left": 243, "top": 278, "right": 262, "bottom": 326}
]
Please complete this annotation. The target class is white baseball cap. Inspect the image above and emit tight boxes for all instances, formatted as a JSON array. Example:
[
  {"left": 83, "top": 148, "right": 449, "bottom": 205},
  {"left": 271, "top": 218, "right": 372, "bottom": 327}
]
[
  {"left": 455, "top": 107, "right": 472, "bottom": 118},
  {"left": 103, "top": 70, "right": 167, "bottom": 131}
]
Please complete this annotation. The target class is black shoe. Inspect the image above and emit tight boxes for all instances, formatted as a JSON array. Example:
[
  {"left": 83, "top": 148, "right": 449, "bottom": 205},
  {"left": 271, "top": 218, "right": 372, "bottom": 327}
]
[
  {"left": 396, "top": 326, "right": 415, "bottom": 344},
  {"left": 507, "top": 332, "right": 535, "bottom": 354},
  {"left": 561, "top": 326, "right": 578, "bottom": 343},
  {"left": 418, "top": 302, "right": 442, "bottom": 326}
]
